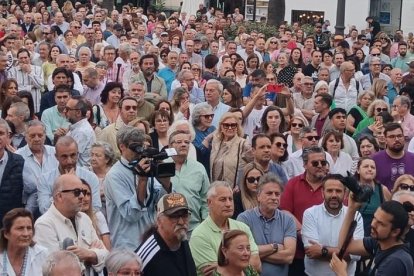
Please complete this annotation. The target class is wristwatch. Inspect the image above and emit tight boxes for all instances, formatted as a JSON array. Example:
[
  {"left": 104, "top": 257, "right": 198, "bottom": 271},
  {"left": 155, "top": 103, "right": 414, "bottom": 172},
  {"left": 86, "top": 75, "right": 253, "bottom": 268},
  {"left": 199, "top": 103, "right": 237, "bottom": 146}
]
[
  {"left": 272, "top": 242, "right": 278, "bottom": 253},
  {"left": 321, "top": 246, "right": 329, "bottom": 257}
]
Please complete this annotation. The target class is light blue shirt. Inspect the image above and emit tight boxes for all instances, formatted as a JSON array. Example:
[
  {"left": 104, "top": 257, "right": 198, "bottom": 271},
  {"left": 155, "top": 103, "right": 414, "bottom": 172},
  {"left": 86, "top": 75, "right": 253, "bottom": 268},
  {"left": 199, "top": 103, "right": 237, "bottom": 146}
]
[
  {"left": 16, "top": 145, "right": 58, "bottom": 214},
  {"left": 104, "top": 157, "right": 167, "bottom": 250},
  {"left": 41, "top": 105, "right": 70, "bottom": 142},
  {"left": 195, "top": 101, "right": 230, "bottom": 128},
  {"left": 67, "top": 118, "right": 96, "bottom": 168},
  {"left": 106, "top": 34, "right": 120, "bottom": 48},
  {"left": 37, "top": 166, "right": 101, "bottom": 214}
]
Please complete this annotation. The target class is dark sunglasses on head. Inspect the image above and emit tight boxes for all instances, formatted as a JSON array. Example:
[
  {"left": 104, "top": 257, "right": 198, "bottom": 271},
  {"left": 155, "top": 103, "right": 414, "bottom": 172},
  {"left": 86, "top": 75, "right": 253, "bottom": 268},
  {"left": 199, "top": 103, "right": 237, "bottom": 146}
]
[
  {"left": 275, "top": 142, "right": 287, "bottom": 149},
  {"left": 376, "top": 107, "right": 387, "bottom": 113},
  {"left": 246, "top": 176, "right": 261, "bottom": 184},
  {"left": 304, "top": 135, "right": 320, "bottom": 141},
  {"left": 399, "top": 183, "right": 414, "bottom": 192},
  {"left": 310, "top": 160, "right": 328, "bottom": 167},
  {"left": 292, "top": 123, "right": 303, "bottom": 128},
  {"left": 222, "top": 123, "right": 237, "bottom": 129},
  {"left": 60, "top": 188, "right": 88, "bottom": 197}
]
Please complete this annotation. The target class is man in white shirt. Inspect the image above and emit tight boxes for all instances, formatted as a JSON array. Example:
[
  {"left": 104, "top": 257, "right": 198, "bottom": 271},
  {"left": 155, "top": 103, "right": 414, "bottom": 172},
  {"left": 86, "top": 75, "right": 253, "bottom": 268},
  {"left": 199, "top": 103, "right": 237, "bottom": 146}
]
[
  {"left": 237, "top": 37, "right": 263, "bottom": 64},
  {"left": 302, "top": 174, "right": 364, "bottom": 276}
]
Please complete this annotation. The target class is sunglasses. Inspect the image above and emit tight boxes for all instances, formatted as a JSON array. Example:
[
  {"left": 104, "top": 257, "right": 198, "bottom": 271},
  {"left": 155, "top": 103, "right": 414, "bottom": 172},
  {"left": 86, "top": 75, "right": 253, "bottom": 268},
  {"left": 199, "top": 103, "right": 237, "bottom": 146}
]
[
  {"left": 371, "top": 53, "right": 381, "bottom": 56},
  {"left": 291, "top": 123, "right": 303, "bottom": 128},
  {"left": 280, "top": 40, "right": 288, "bottom": 43},
  {"left": 246, "top": 176, "right": 261, "bottom": 184},
  {"left": 270, "top": 41, "right": 278, "bottom": 44},
  {"left": 60, "top": 188, "right": 88, "bottom": 197},
  {"left": 310, "top": 160, "right": 328, "bottom": 167},
  {"left": 201, "top": 114, "right": 214, "bottom": 119},
  {"left": 43, "top": 32, "right": 51, "bottom": 35},
  {"left": 124, "top": 106, "right": 137, "bottom": 111},
  {"left": 275, "top": 142, "right": 287, "bottom": 149},
  {"left": 222, "top": 123, "right": 237, "bottom": 129},
  {"left": 304, "top": 135, "right": 320, "bottom": 141},
  {"left": 376, "top": 107, "right": 387, "bottom": 113},
  {"left": 399, "top": 183, "right": 414, "bottom": 192}
]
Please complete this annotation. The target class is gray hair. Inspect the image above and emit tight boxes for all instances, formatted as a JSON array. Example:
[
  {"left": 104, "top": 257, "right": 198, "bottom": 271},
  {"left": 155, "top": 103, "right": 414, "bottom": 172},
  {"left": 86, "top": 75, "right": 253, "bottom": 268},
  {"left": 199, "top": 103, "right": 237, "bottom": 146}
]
[
  {"left": 78, "top": 46, "right": 92, "bottom": 57},
  {"left": 392, "top": 190, "right": 414, "bottom": 201},
  {"left": 207, "top": 181, "right": 232, "bottom": 199},
  {"left": 27, "top": 120, "right": 46, "bottom": 132},
  {"left": 192, "top": 103, "right": 213, "bottom": 127},
  {"left": 0, "top": 118, "right": 11, "bottom": 133},
  {"left": 206, "top": 79, "right": 223, "bottom": 94},
  {"left": 357, "top": 90, "right": 375, "bottom": 103},
  {"left": 84, "top": 67, "right": 98, "bottom": 78},
  {"left": 177, "top": 69, "right": 192, "bottom": 81},
  {"left": 301, "top": 76, "right": 313, "bottom": 85},
  {"left": 105, "top": 249, "right": 142, "bottom": 274},
  {"left": 299, "top": 126, "right": 317, "bottom": 138},
  {"left": 397, "top": 95, "right": 412, "bottom": 109},
  {"left": 168, "top": 120, "right": 195, "bottom": 141},
  {"left": 168, "top": 129, "right": 191, "bottom": 145},
  {"left": 302, "top": 146, "right": 326, "bottom": 164},
  {"left": 369, "top": 56, "right": 381, "bottom": 65},
  {"left": 91, "top": 141, "right": 116, "bottom": 166},
  {"left": 116, "top": 126, "right": 145, "bottom": 147},
  {"left": 119, "top": 43, "right": 132, "bottom": 55},
  {"left": 55, "top": 136, "right": 77, "bottom": 153},
  {"left": 10, "top": 102, "right": 30, "bottom": 121},
  {"left": 42, "top": 251, "right": 82, "bottom": 276},
  {"left": 257, "top": 172, "right": 283, "bottom": 193}
]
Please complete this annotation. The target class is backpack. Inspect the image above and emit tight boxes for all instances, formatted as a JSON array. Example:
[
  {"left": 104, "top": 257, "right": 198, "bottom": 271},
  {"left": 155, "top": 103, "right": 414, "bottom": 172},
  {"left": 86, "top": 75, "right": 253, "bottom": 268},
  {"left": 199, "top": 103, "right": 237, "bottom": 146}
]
[{"left": 332, "top": 77, "right": 360, "bottom": 99}]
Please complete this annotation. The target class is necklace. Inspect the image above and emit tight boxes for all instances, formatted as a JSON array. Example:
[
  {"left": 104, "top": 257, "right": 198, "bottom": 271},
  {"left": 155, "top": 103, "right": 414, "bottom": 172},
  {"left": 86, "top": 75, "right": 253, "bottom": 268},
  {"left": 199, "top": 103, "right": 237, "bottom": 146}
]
[{"left": 3, "top": 248, "right": 28, "bottom": 276}]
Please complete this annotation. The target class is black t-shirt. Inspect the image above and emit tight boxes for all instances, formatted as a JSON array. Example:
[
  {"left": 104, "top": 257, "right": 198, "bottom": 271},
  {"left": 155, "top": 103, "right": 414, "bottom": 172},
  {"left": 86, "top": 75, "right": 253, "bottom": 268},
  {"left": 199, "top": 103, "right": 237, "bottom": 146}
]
[
  {"left": 404, "top": 228, "right": 414, "bottom": 262},
  {"left": 363, "top": 237, "right": 413, "bottom": 276},
  {"left": 303, "top": 63, "right": 319, "bottom": 82}
]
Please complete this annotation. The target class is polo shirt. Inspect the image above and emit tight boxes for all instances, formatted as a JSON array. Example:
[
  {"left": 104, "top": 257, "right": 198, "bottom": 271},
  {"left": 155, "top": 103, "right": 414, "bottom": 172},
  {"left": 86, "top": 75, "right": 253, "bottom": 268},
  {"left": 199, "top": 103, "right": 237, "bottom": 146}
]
[
  {"left": 189, "top": 216, "right": 259, "bottom": 275},
  {"left": 280, "top": 173, "right": 324, "bottom": 259},
  {"left": 237, "top": 207, "right": 296, "bottom": 276}
]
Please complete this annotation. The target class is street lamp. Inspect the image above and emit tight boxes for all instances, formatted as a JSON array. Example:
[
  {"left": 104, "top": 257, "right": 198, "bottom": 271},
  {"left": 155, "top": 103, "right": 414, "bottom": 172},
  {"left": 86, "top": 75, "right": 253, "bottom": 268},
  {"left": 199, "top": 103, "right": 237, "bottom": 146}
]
[{"left": 335, "top": 0, "right": 346, "bottom": 35}]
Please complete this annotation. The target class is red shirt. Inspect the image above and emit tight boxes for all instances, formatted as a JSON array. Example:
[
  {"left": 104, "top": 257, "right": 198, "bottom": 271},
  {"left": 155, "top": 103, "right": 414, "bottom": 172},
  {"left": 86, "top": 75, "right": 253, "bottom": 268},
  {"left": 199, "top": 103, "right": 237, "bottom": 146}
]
[{"left": 280, "top": 173, "right": 324, "bottom": 259}]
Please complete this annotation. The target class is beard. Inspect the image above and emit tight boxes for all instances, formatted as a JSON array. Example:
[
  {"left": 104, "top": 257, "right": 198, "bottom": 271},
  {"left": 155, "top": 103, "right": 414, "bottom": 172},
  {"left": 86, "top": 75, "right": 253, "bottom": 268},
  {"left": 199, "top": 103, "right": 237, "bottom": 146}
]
[
  {"left": 388, "top": 143, "right": 404, "bottom": 153},
  {"left": 143, "top": 68, "right": 154, "bottom": 77},
  {"left": 174, "top": 227, "right": 188, "bottom": 241}
]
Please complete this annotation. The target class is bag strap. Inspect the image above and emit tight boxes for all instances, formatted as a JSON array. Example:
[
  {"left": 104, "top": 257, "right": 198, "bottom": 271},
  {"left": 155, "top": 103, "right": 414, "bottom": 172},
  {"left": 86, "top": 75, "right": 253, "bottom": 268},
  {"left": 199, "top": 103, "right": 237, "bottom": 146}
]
[
  {"left": 233, "top": 140, "right": 244, "bottom": 188},
  {"left": 369, "top": 244, "right": 406, "bottom": 275},
  {"left": 94, "top": 104, "right": 101, "bottom": 126},
  {"left": 333, "top": 78, "right": 360, "bottom": 99}
]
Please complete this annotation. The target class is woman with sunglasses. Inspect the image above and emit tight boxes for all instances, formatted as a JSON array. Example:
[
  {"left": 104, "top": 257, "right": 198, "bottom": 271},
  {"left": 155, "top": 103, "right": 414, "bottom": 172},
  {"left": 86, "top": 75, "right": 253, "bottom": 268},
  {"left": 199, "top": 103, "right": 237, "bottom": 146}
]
[
  {"left": 346, "top": 90, "right": 375, "bottom": 136},
  {"left": 321, "top": 130, "right": 353, "bottom": 176},
  {"left": 285, "top": 116, "right": 307, "bottom": 154},
  {"left": 353, "top": 99, "right": 389, "bottom": 139},
  {"left": 233, "top": 163, "right": 264, "bottom": 219},
  {"left": 355, "top": 157, "right": 391, "bottom": 236},
  {"left": 270, "top": 133, "right": 289, "bottom": 168},
  {"left": 0, "top": 208, "right": 49, "bottom": 275},
  {"left": 80, "top": 179, "right": 111, "bottom": 250},
  {"left": 211, "top": 113, "right": 252, "bottom": 189},
  {"left": 265, "top": 37, "right": 279, "bottom": 57},
  {"left": 392, "top": 174, "right": 414, "bottom": 195}
]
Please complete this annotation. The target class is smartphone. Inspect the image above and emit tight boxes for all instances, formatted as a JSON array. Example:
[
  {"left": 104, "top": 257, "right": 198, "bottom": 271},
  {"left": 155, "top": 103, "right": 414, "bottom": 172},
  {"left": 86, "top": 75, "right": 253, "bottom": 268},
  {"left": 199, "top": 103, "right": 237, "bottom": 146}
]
[{"left": 267, "top": 84, "right": 284, "bottom": 93}]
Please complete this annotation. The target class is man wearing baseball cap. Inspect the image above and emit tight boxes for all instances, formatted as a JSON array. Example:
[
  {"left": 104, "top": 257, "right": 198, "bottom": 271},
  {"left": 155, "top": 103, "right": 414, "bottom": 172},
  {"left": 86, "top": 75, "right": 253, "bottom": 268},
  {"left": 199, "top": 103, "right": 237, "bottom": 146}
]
[{"left": 136, "top": 193, "right": 197, "bottom": 276}]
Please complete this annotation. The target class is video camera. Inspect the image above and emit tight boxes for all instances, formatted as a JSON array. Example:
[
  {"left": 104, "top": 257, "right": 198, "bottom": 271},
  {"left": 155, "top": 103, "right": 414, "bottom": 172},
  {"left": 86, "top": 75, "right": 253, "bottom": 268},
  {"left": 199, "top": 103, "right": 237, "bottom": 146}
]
[
  {"left": 340, "top": 172, "right": 374, "bottom": 203},
  {"left": 128, "top": 143, "right": 176, "bottom": 178}
]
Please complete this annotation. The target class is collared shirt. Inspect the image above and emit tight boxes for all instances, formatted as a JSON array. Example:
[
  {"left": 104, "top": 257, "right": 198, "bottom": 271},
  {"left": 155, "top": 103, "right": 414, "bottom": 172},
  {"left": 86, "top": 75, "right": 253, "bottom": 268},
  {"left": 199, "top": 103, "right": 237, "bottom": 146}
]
[
  {"left": 391, "top": 55, "right": 412, "bottom": 73},
  {"left": 83, "top": 82, "right": 105, "bottom": 105},
  {"left": 171, "top": 158, "right": 210, "bottom": 232},
  {"left": 401, "top": 112, "right": 414, "bottom": 139},
  {"left": 360, "top": 72, "right": 391, "bottom": 90},
  {"left": 0, "top": 244, "right": 48, "bottom": 276},
  {"left": 106, "top": 34, "right": 120, "bottom": 48},
  {"left": 38, "top": 166, "right": 101, "bottom": 214},
  {"left": 201, "top": 102, "right": 230, "bottom": 128},
  {"left": 238, "top": 208, "right": 296, "bottom": 276},
  {"left": 7, "top": 64, "right": 44, "bottom": 112},
  {"left": 158, "top": 66, "right": 177, "bottom": 96},
  {"left": 0, "top": 151, "right": 8, "bottom": 183},
  {"left": 41, "top": 105, "right": 71, "bottom": 142},
  {"left": 34, "top": 204, "right": 108, "bottom": 275},
  {"left": 16, "top": 145, "right": 58, "bottom": 213},
  {"left": 189, "top": 215, "right": 259, "bottom": 275},
  {"left": 328, "top": 77, "right": 359, "bottom": 113},
  {"left": 67, "top": 118, "right": 96, "bottom": 167},
  {"left": 11, "top": 132, "right": 24, "bottom": 149},
  {"left": 302, "top": 203, "right": 364, "bottom": 276},
  {"left": 97, "top": 116, "right": 127, "bottom": 159},
  {"left": 104, "top": 157, "right": 167, "bottom": 250}
]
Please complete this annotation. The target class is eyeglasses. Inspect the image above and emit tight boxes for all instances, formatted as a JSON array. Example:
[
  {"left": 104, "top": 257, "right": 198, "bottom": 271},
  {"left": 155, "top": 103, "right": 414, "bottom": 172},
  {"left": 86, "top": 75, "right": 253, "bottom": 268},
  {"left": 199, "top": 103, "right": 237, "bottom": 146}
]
[
  {"left": 270, "top": 41, "right": 278, "bottom": 44},
  {"left": 303, "top": 82, "right": 314, "bottom": 86},
  {"left": 399, "top": 183, "right": 414, "bottom": 192},
  {"left": 291, "top": 123, "right": 303, "bottom": 128},
  {"left": 386, "top": 134, "right": 404, "bottom": 140},
  {"left": 310, "top": 160, "right": 328, "bottom": 167},
  {"left": 60, "top": 188, "right": 87, "bottom": 197},
  {"left": 192, "top": 68, "right": 201, "bottom": 71},
  {"left": 43, "top": 32, "right": 50, "bottom": 35},
  {"left": 64, "top": 106, "right": 80, "bottom": 111},
  {"left": 280, "top": 40, "right": 288, "bottom": 43},
  {"left": 124, "top": 105, "right": 137, "bottom": 111},
  {"left": 304, "top": 135, "right": 320, "bottom": 141},
  {"left": 201, "top": 114, "right": 214, "bottom": 119},
  {"left": 246, "top": 176, "right": 261, "bottom": 183},
  {"left": 222, "top": 123, "right": 237, "bottom": 129},
  {"left": 371, "top": 53, "right": 381, "bottom": 56},
  {"left": 371, "top": 64, "right": 381, "bottom": 67},
  {"left": 275, "top": 142, "right": 287, "bottom": 149},
  {"left": 376, "top": 107, "right": 388, "bottom": 113},
  {"left": 72, "top": 26, "right": 81, "bottom": 29}
]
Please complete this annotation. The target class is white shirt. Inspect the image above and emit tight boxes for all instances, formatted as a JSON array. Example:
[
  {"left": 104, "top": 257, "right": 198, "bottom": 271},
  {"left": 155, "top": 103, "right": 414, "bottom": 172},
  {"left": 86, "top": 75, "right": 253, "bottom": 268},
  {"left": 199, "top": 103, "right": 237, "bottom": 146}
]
[
  {"left": 67, "top": 118, "right": 96, "bottom": 167},
  {"left": 328, "top": 77, "right": 359, "bottom": 113},
  {"left": 241, "top": 105, "right": 266, "bottom": 142},
  {"left": 0, "top": 244, "right": 48, "bottom": 276},
  {"left": 302, "top": 203, "right": 364, "bottom": 276},
  {"left": 329, "top": 151, "right": 354, "bottom": 176}
]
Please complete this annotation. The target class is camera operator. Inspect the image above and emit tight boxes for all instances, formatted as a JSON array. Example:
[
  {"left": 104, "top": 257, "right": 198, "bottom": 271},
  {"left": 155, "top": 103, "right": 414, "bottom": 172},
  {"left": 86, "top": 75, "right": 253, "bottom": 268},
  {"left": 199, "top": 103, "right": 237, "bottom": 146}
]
[
  {"left": 104, "top": 126, "right": 172, "bottom": 250},
  {"left": 337, "top": 196, "right": 413, "bottom": 275}
]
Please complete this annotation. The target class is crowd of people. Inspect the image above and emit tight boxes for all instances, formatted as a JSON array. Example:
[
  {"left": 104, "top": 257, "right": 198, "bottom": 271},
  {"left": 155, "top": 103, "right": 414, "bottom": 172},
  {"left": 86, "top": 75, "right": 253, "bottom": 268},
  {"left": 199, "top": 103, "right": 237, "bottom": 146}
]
[{"left": 0, "top": 0, "right": 414, "bottom": 275}]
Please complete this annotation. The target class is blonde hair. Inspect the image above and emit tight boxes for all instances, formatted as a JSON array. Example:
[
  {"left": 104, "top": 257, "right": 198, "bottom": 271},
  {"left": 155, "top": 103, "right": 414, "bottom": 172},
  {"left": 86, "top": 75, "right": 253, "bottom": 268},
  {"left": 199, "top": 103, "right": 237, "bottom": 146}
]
[
  {"left": 392, "top": 174, "right": 414, "bottom": 194},
  {"left": 240, "top": 163, "right": 263, "bottom": 210},
  {"left": 215, "top": 112, "right": 244, "bottom": 140}
]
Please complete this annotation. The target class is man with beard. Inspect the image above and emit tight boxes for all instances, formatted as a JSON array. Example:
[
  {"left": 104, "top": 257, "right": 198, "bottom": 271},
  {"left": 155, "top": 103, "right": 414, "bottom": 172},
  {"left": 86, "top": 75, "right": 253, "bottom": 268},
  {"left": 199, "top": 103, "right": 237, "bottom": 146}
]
[
  {"left": 64, "top": 96, "right": 95, "bottom": 167},
  {"left": 280, "top": 146, "right": 329, "bottom": 275},
  {"left": 302, "top": 174, "right": 364, "bottom": 276},
  {"left": 391, "top": 42, "right": 411, "bottom": 73},
  {"left": 238, "top": 173, "right": 296, "bottom": 276},
  {"left": 35, "top": 174, "right": 108, "bottom": 275},
  {"left": 337, "top": 197, "right": 413, "bottom": 275},
  {"left": 133, "top": 54, "right": 167, "bottom": 104},
  {"left": 137, "top": 193, "right": 197, "bottom": 276},
  {"left": 373, "top": 123, "right": 414, "bottom": 191},
  {"left": 190, "top": 181, "right": 261, "bottom": 275}
]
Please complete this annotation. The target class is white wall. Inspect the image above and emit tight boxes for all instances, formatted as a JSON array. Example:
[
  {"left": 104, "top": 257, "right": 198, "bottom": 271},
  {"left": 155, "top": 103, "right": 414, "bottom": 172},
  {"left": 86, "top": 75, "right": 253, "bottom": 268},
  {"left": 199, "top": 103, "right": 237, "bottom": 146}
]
[
  {"left": 401, "top": 0, "right": 414, "bottom": 33},
  {"left": 284, "top": 0, "right": 370, "bottom": 33}
]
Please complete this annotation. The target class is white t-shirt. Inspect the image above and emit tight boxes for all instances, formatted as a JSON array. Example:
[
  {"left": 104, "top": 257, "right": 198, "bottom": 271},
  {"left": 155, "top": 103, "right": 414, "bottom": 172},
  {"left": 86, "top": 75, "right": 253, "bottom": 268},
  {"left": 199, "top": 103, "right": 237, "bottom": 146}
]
[{"left": 242, "top": 105, "right": 266, "bottom": 142}]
